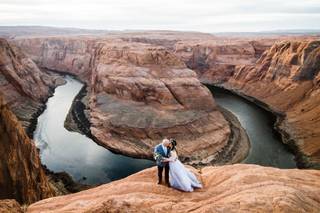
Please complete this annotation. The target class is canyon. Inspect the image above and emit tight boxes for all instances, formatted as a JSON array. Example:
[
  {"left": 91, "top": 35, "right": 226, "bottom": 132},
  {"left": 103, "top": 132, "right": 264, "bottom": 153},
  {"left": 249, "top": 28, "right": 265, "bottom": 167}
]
[
  {"left": 13, "top": 32, "right": 320, "bottom": 168},
  {"left": 0, "top": 28, "right": 319, "bottom": 212},
  {"left": 14, "top": 36, "right": 249, "bottom": 166},
  {"left": 227, "top": 40, "right": 320, "bottom": 168}
]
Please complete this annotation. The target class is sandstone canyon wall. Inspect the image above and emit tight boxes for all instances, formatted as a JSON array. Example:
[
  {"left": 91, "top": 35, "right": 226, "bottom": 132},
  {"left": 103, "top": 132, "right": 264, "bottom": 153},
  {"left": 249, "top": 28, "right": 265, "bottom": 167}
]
[
  {"left": 27, "top": 164, "right": 320, "bottom": 213},
  {"left": 175, "top": 38, "right": 274, "bottom": 84},
  {"left": 0, "top": 94, "right": 54, "bottom": 204},
  {"left": 14, "top": 37, "right": 96, "bottom": 82},
  {"left": 220, "top": 40, "right": 320, "bottom": 168},
  {"left": 0, "top": 38, "right": 59, "bottom": 136}
]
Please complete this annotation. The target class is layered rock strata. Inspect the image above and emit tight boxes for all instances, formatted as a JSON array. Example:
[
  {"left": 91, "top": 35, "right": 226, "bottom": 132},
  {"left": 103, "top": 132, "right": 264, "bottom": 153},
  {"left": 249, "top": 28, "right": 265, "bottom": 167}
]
[
  {"left": 0, "top": 94, "right": 54, "bottom": 204},
  {"left": 0, "top": 38, "right": 59, "bottom": 135},
  {"left": 27, "top": 164, "right": 320, "bottom": 213},
  {"left": 174, "top": 38, "right": 275, "bottom": 84},
  {"left": 14, "top": 37, "right": 96, "bottom": 83},
  {"left": 224, "top": 40, "right": 320, "bottom": 168}
]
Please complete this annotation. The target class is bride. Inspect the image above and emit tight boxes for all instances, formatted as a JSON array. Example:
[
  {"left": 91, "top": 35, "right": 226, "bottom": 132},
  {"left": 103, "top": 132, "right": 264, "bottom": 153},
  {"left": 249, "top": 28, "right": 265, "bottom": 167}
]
[{"left": 166, "top": 139, "right": 202, "bottom": 192}]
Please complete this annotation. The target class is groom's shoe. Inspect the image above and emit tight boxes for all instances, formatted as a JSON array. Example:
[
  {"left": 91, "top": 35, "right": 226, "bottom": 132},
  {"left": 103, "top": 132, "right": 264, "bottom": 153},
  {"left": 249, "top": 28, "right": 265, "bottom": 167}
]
[
  {"left": 157, "top": 180, "right": 162, "bottom": 184},
  {"left": 166, "top": 182, "right": 171, "bottom": 188}
]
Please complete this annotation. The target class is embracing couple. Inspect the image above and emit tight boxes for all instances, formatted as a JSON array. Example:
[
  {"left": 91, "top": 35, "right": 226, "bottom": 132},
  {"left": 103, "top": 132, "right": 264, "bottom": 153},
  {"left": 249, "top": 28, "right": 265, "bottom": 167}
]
[{"left": 153, "top": 138, "right": 202, "bottom": 192}]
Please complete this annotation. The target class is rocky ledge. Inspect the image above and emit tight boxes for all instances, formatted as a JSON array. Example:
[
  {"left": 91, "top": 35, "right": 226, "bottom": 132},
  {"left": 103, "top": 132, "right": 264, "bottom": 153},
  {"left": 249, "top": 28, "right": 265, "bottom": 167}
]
[
  {"left": 0, "top": 200, "right": 23, "bottom": 213},
  {"left": 27, "top": 164, "right": 320, "bottom": 213}
]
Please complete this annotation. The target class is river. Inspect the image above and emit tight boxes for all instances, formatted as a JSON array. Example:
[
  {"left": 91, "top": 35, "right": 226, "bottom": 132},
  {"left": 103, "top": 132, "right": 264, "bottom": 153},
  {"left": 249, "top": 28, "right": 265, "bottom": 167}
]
[{"left": 207, "top": 86, "right": 296, "bottom": 168}]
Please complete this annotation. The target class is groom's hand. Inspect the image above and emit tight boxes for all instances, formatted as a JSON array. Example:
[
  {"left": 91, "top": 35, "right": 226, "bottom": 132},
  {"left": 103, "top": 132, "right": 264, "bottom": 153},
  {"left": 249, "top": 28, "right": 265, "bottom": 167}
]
[{"left": 161, "top": 158, "right": 170, "bottom": 162}]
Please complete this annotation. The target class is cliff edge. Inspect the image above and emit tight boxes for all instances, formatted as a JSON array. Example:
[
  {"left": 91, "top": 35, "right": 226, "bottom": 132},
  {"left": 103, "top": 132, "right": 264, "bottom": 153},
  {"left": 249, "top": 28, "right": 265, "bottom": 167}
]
[
  {"left": 0, "top": 94, "right": 54, "bottom": 204},
  {"left": 27, "top": 164, "right": 320, "bottom": 213}
]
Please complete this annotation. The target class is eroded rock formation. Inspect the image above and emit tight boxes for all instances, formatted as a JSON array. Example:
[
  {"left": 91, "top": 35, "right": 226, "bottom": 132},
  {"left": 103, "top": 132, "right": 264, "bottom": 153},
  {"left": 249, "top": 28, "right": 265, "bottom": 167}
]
[
  {"left": 0, "top": 38, "right": 59, "bottom": 135},
  {"left": 0, "top": 94, "right": 54, "bottom": 204},
  {"left": 174, "top": 38, "right": 275, "bottom": 84},
  {"left": 13, "top": 37, "right": 249, "bottom": 166},
  {"left": 0, "top": 199, "right": 22, "bottom": 213},
  {"left": 14, "top": 37, "right": 96, "bottom": 82},
  {"left": 221, "top": 40, "right": 320, "bottom": 168},
  {"left": 27, "top": 164, "right": 320, "bottom": 212},
  {"left": 89, "top": 41, "right": 233, "bottom": 163}
]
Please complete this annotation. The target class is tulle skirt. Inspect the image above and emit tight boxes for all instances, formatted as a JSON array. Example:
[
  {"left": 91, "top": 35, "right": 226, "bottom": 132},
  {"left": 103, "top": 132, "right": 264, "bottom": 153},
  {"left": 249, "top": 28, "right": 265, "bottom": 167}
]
[{"left": 169, "top": 160, "right": 202, "bottom": 192}]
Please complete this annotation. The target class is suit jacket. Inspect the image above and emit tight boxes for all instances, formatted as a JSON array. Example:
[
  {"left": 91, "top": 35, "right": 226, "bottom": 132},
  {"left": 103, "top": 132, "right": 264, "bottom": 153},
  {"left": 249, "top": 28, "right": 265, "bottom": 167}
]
[{"left": 154, "top": 144, "right": 171, "bottom": 167}]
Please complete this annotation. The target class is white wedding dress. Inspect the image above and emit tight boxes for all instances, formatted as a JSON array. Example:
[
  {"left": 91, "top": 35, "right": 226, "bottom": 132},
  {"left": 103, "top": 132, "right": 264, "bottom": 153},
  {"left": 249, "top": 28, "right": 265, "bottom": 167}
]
[{"left": 168, "top": 150, "right": 202, "bottom": 192}]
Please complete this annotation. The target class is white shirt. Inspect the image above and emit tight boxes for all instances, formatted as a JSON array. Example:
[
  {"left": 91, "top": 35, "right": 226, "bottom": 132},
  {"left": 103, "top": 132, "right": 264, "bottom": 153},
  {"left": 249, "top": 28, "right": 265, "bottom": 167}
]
[{"left": 162, "top": 144, "right": 167, "bottom": 156}]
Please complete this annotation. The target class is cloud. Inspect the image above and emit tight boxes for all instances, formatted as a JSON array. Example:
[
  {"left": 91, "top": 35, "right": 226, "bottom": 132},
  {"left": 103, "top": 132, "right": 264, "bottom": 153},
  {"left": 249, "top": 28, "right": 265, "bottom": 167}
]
[{"left": 0, "top": 0, "right": 319, "bottom": 32}]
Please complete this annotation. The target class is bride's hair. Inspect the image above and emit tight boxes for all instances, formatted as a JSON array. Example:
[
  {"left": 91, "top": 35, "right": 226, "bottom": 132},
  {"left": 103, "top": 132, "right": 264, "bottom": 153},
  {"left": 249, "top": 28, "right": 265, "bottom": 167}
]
[{"left": 170, "top": 138, "right": 177, "bottom": 151}]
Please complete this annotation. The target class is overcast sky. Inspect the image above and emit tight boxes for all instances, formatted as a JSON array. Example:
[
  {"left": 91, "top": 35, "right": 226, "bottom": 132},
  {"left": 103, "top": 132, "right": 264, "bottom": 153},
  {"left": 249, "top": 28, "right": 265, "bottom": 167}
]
[{"left": 0, "top": 0, "right": 320, "bottom": 32}]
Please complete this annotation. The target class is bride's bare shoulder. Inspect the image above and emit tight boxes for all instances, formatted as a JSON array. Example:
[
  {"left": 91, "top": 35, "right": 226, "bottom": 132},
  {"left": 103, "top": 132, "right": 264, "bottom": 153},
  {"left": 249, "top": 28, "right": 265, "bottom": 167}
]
[{"left": 171, "top": 149, "right": 178, "bottom": 156}]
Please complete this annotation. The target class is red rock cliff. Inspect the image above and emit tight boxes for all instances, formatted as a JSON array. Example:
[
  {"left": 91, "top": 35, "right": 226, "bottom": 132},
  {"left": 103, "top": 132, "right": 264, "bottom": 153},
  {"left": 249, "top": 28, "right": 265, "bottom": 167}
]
[
  {"left": 223, "top": 40, "right": 320, "bottom": 168},
  {"left": 14, "top": 37, "right": 96, "bottom": 82},
  {"left": 0, "top": 38, "right": 57, "bottom": 134},
  {"left": 0, "top": 94, "right": 54, "bottom": 204},
  {"left": 174, "top": 37, "right": 275, "bottom": 84}
]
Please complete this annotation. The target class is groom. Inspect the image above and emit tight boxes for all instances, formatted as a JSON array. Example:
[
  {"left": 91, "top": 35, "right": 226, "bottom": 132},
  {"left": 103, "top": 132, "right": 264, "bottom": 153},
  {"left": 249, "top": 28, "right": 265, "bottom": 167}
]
[{"left": 154, "top": 138, "right": 171, "bottom": 186}]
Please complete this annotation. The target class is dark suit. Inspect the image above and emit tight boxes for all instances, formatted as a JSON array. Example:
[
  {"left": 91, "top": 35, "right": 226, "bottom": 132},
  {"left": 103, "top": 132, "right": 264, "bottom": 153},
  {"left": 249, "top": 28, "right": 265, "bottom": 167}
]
[{"left": 154, "top": 144, "right": 170, "bottom": 184}]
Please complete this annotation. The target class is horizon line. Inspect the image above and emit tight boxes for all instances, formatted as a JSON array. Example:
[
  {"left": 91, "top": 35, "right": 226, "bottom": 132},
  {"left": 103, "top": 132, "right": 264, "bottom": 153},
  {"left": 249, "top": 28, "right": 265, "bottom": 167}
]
[{"left": 1, "top": 25, "right": 320, "bottom": 34}]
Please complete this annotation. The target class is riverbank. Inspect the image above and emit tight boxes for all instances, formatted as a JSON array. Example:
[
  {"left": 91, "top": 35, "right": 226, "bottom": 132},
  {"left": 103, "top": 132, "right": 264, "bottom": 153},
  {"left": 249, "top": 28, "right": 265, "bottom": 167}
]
[
  {"left": 208, "top": 83, "right": 304, "bottom": 167},
  {"left": 64, "top": 84, "right": 92, "bottom": 137},
  {"left": 217, "top": 106, "right": 250, "bottom": 164},
  {"left": 186, "top": 106, "right": 250, "bottom": 167},
  {"left": 43, "top": 166, "right": 92, "bottom": 195},
  {"left": 26, "top": 71, "right": 66, "bottom": 138}
]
